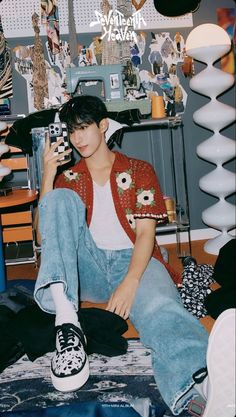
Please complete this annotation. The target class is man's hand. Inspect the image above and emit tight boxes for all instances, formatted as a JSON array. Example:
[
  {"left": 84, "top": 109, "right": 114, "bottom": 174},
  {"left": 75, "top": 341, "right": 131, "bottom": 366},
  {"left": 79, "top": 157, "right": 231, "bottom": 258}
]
[
  {"left": 106, "top": 277, "right": 139, "bottom": 319},
  {"left": 35, "top": 133, "right": 72, "bottom": 244},
  {"left": 106, "top": 218, "right": 156, "bottom": 320},
  {"left": 43, "top": 133, "right": 72, "bottom": 186}
]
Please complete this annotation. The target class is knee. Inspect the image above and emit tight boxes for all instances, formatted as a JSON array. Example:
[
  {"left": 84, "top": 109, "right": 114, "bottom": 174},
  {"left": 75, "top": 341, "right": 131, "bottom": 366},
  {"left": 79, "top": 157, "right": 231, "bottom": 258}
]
[
  {"left": 40, "top": 188, "right": 75, "bottom": 205},
  {"left": 40, "top": 189, "right": 85, "bottom": 214}
]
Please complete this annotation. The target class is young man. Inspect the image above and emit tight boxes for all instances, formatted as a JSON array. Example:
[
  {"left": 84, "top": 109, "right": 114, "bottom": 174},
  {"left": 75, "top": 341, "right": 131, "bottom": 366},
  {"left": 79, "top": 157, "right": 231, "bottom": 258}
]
[{"left": 34, "top": 95, "right": 235, "bottom": 416}]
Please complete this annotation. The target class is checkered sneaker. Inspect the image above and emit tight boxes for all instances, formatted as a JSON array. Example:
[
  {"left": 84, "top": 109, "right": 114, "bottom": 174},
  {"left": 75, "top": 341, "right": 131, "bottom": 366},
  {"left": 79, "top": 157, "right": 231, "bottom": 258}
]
[{"left": 51, "top": 323, "right": 89, "bottom": 392}]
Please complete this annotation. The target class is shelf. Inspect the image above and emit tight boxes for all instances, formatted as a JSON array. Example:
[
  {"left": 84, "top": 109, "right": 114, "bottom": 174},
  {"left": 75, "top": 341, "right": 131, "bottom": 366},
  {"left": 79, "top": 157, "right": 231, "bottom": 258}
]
[
  {"left": 156, "top": 222, "right": 189, "bottom": 234},
  {"left": 124, "top": 116, "right": 191, "bottom": 257},
  {"left": 123, "top": 116, "right": 183, "bottom": 130},
  {"left": 0, "top": 114, "right": 25, "bottom": 122}
]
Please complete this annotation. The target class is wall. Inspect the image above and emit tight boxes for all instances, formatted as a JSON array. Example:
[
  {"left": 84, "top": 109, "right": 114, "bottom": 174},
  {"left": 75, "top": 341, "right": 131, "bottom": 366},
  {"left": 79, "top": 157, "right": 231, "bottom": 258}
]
[{"left": 5, "top": 0, "right": 236, "bottom": 232}]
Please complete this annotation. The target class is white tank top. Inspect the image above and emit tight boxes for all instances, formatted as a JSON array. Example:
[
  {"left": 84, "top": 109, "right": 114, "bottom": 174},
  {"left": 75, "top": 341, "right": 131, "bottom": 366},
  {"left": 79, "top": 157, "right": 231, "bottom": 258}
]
[{"left": 89, "top": 180, "right": 133, "bottom": 250}]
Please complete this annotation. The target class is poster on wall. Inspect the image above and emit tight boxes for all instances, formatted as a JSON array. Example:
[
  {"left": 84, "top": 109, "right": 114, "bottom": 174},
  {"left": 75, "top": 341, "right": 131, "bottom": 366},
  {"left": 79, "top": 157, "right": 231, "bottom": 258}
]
[
  {"left": 0, "top": 15, "right": 12, "bottom": 102},
  {"left": 1, "top": 0, "right": 191, "bottom": 113},
  {"left": 139, "top": 31, "right": 187, "bottom": 116},
  {"left": 13, "top": 40, "right": 70, "bottom": 113},
  {"left": 217, "top": 7, "right": 236, "bottom": 75}
]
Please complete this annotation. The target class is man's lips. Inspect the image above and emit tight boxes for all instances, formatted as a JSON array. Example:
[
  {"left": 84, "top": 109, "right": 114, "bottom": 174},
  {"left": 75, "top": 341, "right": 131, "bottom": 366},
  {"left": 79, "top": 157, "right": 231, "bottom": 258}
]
[{"left": 78, "top": 145, "right": 88, "bottom": 152}]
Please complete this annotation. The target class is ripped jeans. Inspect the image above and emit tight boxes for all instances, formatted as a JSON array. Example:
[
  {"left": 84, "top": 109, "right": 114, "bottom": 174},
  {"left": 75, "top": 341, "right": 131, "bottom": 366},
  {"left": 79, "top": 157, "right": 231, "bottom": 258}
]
[{"left": 34, "top": 189, "right": 208, "bottom": 415}]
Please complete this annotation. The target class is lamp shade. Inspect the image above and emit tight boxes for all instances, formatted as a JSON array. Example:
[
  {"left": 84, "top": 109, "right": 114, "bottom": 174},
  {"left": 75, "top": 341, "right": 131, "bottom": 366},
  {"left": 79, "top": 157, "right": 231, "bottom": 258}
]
[
  {"left": 186, "top": 24, "right": 232, "bottom": 63},
  {"left": 185, "top": 22, "right": 236, "bottom": 255}
]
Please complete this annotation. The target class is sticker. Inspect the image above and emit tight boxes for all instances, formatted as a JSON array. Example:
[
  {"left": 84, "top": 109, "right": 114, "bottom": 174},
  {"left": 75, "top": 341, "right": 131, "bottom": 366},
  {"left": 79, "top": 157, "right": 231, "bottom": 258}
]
[
  {"left": 110, "top": 73, "right": 120, "bottom": 89},
  {"left": 111, "top": 91, "right": 121, "bottom": 99}
]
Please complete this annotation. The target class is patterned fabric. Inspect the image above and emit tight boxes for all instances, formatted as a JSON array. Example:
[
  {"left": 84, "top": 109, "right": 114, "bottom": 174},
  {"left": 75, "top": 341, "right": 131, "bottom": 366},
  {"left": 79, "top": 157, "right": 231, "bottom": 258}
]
[
  {"left": 0, "top": 16, "right": 12, "bottom": 98},
  {"left": 54, "top": 151, "right": 181, "bottom": 285},
  {"left": 41, "top": 0, "right": 60, "bottom": 56},
  {"left": 0, "top": 339, "right": 192, "bottom": 416},
  {"left": 179, "top": 258, "right": 215, "bottom": 318},
  {"left": 32, "top": 13, "right": 49, "bottom": 110},
  {"left": 68, "top": 0, "right": 78, "bottom": 66},
  {"left": 51, "top": 323, "right": 89, "bottom": 391},
  {"left": 101, "top": 0, "right": 120, "bottom": 64}
]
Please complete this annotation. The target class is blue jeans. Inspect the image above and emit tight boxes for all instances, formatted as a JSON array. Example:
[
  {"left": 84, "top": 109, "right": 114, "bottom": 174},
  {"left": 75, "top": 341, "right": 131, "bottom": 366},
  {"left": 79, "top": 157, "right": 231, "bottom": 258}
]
[{"left": 34, "top": 189, "right": 208, "bottom": 415}]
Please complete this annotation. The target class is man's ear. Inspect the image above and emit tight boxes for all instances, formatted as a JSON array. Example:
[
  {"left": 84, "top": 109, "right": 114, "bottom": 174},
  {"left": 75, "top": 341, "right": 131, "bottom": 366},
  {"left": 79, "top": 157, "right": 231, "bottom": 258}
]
[
  {"left": 104, "top": 118, "right": 127, "bottom": 143},
  {"left": 99, "top": 118, "right": 109, "bottom": 134}
]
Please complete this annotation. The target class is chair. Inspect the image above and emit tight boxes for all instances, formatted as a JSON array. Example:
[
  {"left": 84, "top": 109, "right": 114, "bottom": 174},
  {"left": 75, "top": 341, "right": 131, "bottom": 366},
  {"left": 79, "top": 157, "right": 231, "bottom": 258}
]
[{"left": 0, "top": 145, "right": 39, "bottom": 266}]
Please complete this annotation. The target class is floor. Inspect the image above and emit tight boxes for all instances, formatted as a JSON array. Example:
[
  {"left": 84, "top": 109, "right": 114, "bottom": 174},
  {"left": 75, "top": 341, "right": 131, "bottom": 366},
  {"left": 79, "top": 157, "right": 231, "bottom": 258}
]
[
  {"left": 6, "top": 239, "right": 218, "bottom": 280},
  {"left": 5, "top": 239, "right": 218, "bottom": 336}
]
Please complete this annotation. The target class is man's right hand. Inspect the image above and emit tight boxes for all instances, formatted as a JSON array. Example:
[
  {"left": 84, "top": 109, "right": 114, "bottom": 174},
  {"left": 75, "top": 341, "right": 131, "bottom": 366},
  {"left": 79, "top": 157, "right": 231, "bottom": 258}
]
[
  {"left": 35, "top": 133, "right": 72, "bottom": 244},
  {"left": 41, "top": 133, "right": 72, "bottom": 196}
]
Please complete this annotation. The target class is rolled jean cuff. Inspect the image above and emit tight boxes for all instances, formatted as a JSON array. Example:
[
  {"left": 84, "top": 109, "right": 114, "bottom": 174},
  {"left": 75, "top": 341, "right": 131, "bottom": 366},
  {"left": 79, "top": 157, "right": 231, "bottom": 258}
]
[
  {"left": 171, "top": 380, "right": 199, "bottom": 415},
  {"left": 34, "top": 276, "right": 78, "bottom": 315}
]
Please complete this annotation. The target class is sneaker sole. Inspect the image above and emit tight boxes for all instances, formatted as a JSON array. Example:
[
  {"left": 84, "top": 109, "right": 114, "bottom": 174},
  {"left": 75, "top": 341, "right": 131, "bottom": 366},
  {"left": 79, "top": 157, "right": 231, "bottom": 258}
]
[
  {"left": 203, "top": 308, "right": 236, "bottom": 417},
  {"left": 51, "top": 355, "right": 90, "bottom": 392}
]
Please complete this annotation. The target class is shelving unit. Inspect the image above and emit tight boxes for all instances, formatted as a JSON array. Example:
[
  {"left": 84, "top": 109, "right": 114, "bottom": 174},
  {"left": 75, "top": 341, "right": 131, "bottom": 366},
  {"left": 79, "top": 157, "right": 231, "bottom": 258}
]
[
  {"left": 0, "top": 114, "right": 39, "bottom": 267},
  {"left": 1, "top": 114, "right": 191, "bottom": 259},
  {"left": 123, "top": 116, "right": 191, "bottom": 258}
]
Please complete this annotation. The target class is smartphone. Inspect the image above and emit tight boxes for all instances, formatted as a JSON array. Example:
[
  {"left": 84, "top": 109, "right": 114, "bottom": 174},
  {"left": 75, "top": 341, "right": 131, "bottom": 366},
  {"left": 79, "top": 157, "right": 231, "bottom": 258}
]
[{"left": 48, "top": 122, "right": 71, "bottom": 162}]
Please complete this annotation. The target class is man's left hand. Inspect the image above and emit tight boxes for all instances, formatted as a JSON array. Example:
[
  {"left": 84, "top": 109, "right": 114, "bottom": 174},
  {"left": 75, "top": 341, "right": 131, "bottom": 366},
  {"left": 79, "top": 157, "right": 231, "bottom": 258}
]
[{"left": 106, "top": 278, "right": 139, "bottom": 319}]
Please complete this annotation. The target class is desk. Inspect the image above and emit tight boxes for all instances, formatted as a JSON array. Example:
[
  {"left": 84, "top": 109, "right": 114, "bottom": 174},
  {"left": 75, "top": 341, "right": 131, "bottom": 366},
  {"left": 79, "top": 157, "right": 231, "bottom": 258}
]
[{"left": 0, "top": 189, "right": 38, "bottom": 292}]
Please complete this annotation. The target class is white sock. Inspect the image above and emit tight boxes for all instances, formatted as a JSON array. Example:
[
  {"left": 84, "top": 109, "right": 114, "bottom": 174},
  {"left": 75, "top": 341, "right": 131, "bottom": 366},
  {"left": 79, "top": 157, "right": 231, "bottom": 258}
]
[
  {"left": 50, "top": 282, "right": 79, "bottom": 327},
  {"left": 195, "top": 376, "right": 208, "bottom": 400}
]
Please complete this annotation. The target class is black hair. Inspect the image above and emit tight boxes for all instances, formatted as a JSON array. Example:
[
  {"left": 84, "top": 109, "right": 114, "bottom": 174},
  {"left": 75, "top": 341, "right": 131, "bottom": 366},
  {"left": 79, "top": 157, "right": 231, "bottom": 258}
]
[{"left": 59, "top": 95, "right": 108, "bottom": 133}]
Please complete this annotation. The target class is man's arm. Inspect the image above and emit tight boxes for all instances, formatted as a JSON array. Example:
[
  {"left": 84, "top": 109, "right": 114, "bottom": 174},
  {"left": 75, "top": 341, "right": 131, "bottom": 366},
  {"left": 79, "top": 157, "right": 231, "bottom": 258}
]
[
  {"left": 34, "top": 134, "right": 72, "bottom": 244},
  {"left": 106, "top": 218, "right": 156, "bottom": 319}
]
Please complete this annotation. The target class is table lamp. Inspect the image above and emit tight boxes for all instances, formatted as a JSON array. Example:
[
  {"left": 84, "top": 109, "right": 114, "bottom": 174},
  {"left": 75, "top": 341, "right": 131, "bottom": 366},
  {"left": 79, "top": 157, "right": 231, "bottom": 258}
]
[{"left": 186, "top": 23, "right": 236, "bottom": 255}]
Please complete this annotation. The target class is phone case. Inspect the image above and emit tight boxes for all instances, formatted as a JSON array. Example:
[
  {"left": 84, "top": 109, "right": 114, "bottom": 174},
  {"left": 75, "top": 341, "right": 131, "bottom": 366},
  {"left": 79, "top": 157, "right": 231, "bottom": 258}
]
[{"left": 48, "top": 122, "right": 71, "bottom": 161}]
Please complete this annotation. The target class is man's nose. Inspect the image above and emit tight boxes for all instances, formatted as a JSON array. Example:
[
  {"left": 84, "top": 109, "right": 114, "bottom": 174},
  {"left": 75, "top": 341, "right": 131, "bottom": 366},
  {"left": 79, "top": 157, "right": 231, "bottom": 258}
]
[{"left": 72, "top": 130, "right": 83, "bottom": 144}]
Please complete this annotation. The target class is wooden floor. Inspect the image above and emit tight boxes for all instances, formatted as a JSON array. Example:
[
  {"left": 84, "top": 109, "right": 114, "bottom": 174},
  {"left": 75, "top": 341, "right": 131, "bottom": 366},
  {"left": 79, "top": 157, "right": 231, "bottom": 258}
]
[
  {"left": 6, "top": 239, "right": 218, "bottom": 336},
  {"left": 6, "top": 239, "right": 218, "bottom": 280}
]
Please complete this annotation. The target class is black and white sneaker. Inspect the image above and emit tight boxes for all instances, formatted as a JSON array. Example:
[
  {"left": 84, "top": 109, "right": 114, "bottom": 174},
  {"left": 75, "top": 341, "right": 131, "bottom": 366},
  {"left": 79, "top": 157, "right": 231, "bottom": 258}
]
[
  {"left": 203, "top": 309, "right": 236, "bottom": 417},
  {"left": 51, "top": 323, "right": 89, "bottom": 392}
]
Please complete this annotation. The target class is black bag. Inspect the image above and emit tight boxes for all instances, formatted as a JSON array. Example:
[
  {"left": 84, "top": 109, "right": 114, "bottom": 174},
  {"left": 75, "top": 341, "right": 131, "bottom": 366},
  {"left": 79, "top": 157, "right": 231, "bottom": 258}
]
[{"left": 204, "top": 239, "right": 236, "bottom": 319}]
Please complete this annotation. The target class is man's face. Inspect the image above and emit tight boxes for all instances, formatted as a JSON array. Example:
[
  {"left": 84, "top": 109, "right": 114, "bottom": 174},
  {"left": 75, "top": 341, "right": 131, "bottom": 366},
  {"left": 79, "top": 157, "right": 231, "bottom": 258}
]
[{"left": 69, "top": 120, "right": 107, "bottom": 158}]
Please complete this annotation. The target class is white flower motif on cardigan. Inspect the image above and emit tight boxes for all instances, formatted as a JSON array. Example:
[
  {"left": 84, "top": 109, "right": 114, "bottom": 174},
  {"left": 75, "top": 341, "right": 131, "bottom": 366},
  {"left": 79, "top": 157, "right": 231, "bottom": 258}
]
[
  {"left": 64, "top": 170, "right": 81, "bottom": 182},
  {"left": 116, "top": 170, "right": 134, "bottom": 194},
  {"left": 125, "top": 209, "right": 136, "bottom": 230},
  {"left": 136, "top": 188, "right": 155, "bottom": 208}
]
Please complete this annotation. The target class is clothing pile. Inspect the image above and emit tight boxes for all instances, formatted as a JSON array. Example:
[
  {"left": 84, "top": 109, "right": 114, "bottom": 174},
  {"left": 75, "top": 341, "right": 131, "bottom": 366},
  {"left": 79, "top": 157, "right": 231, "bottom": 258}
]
[
  {"left": 179, "top": 239, "right": 236, "bottom": 319},
  {"left": 5, "top": 108, "right": 143, "bottom": 154},
  {"left": 0, "top": 283, "right": 128, "bottom": 374},
  {"left": 179, "top": 256, "right": 215, "bottom": 318}
]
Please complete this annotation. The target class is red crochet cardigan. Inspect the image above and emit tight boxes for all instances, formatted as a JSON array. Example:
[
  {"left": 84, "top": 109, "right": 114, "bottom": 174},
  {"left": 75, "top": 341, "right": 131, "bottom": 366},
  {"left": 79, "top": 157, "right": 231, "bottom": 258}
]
[{"left": 55, "top": 151, "right": 181, "bottom": 285}]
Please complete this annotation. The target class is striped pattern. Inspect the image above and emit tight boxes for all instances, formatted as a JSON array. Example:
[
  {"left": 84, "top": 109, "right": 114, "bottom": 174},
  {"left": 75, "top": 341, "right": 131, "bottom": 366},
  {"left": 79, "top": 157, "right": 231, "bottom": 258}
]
[{"left": 0, "top": 17, "right": 13, "bottom": 98}]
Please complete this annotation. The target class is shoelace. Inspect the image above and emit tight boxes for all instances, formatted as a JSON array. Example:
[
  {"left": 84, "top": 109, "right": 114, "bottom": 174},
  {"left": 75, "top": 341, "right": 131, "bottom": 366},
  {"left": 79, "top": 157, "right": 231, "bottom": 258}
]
[{"left": 57, "top": 325, "right": 78, "bottom": 351}]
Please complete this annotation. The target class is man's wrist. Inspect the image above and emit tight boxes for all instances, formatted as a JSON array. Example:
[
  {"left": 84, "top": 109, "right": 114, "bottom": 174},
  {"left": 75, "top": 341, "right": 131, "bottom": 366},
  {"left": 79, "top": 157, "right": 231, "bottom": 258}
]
[
  {"left": 41, "top": 177, "right": 54, "bottom": 191},
  {"left": 124, "top": 274, "right": 140, "bottom": 285}
]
